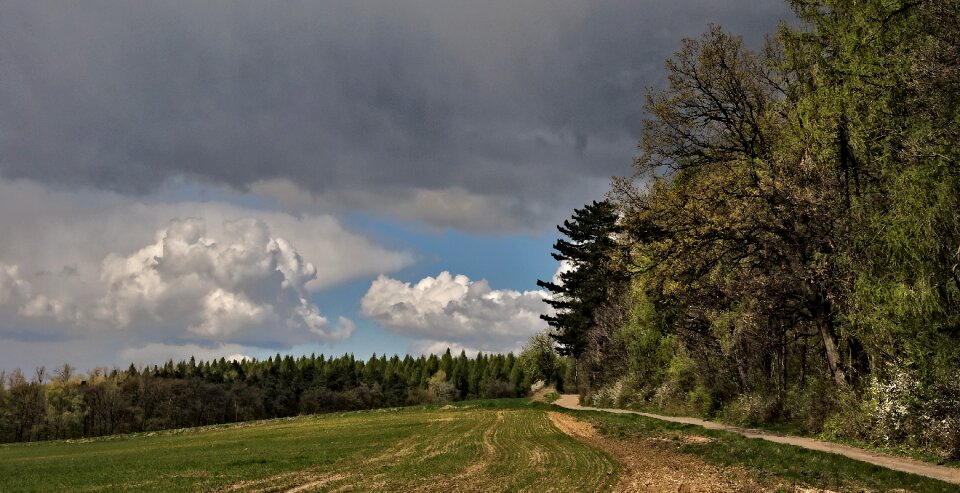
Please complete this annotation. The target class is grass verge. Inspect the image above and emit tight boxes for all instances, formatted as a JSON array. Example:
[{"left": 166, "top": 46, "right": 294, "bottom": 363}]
[
  {"left": 571, "top": 408, "right": 959, "bottom": 493},
  {"left": 615, "top": 401, "right": 960, "bottom": 469}
]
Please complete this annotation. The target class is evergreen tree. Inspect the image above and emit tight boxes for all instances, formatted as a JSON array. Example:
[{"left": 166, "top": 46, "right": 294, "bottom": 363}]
[{"left": 537, "top": 200, "right": 628, "bottom": 356}]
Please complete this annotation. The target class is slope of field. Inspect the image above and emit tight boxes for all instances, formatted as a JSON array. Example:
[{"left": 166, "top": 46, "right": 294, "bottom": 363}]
[{"left": 0, "top": 401, "right": 617, "bottom": 492}]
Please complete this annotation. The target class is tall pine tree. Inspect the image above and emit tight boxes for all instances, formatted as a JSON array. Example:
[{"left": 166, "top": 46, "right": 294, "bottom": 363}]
[{"left": 538, "top": 200, "right": 628, "bottom": 356}]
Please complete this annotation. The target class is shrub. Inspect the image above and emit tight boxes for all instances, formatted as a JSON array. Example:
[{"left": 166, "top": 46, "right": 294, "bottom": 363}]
[
  {"left": 687, "top": 385, "right": 720, "bottom": 418},
  {"left": 762, "top": 377, "right": 837, "bottom": 434},
  {"left": 520, "top": 331, "right": 559, "bottom": 384},
  {"left": 484, "top": 379, "right": 516, "bottom": 399},
  {"left": 721, "top": 392, "right": 782, "bottom": 425},
  {"left": 543, "top": 392, "right": 561, "bottom": 404},
  {"left": 820, "top": 388, "right": 873, "bottom": 442},
  {"left": 428, "top": 371, "right": 456, "bottom": 403},
  {"left": 406, "top": 388, "right": 433, "bottom": 405},
  {"left": 646, "top": 349, "right": 704, "bottom": 414},
  {"left": 869, "top": 367, "right": 916, "bottom": 443}
]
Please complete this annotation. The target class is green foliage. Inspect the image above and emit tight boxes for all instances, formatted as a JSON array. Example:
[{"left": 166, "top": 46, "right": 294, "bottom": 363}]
[
  {"left": 686, "top": 386, "right": 720, "bottom": 419},
  {"left": 519, "top": 330, "right": 559, "bottom": 385},
  {"left": 780, "top": 378, "right": 841, "bottom": 434},
  {"left": 855, "top": 365, "right": 960, "bottom": 459},
  {"left": 559, "top": 357, "right": 578, "bottom": 394},
  {"left": 820, "top": 387, "right": 876, "bottom": 444},
  {"left": 616, "top": 284, "right": 675, "bottom": 397},
  {"left": 588, "top": 0, "right": 960, "bottom": 459},
  {"left": 427, "top": 370, "right": 456, "bottom": 403}
]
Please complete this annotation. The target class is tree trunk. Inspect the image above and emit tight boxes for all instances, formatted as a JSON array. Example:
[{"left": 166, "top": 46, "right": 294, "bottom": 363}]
[
  {"left": 799, "top": 341, "right": 807, "bottom": 388},
  {"left": 792, "top": 251, "right": 847, "bottom": 387},
  {"left": 816, "top": 310, "right": 846, "bottom": 386},
  {"left": 777, "top": 326, "right": 787, "bottom": 407}
]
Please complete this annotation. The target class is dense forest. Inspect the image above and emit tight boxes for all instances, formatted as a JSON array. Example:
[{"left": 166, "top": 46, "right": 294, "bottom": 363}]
[
  {"left": 541, "top": 0, "right": 960, "bottom": 459},
  {"left": 0, "top": 349, "right": 569, "bottom": 443}
]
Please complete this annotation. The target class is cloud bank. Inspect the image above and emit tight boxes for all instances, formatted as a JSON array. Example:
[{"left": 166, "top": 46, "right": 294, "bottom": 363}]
[
  {"left": 0, "top": 1, "right": 793, "bottom": 371},
  {"left": 0, "top": 0, "right": 791, "bottom": 232}
]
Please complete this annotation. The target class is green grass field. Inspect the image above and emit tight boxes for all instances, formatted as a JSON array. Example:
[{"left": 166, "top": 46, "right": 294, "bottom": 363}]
[
  {"left": 2, "top": 399, "right": 958, "bottom": 492},
  {"left": 0, "top": 401, "right": 617, "bottom": 492}
]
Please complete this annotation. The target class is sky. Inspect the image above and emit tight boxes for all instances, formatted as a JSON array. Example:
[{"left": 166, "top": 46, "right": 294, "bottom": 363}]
[{"left": 0, "top": 0, "right": 791, "bottom": 372}]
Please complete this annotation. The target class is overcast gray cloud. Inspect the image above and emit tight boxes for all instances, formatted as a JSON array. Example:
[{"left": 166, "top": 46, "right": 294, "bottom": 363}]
[{"left": 0, "top": 0, "right": 790, "bottom": 231}]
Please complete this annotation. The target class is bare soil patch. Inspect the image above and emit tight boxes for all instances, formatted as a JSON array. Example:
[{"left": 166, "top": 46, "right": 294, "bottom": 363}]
[
  {"left": 548, "top": 412, "right": 767, "bottom": 492},
  {"left": 285, "top": 473, "right": 347, "bottom": 493},
  {"left": 547, "top": 412, "right": 598, "bottom": 438}
]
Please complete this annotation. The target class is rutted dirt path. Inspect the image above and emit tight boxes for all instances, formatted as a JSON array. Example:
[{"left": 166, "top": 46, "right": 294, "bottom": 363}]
[
  {"left": 547, "top": 412, "right": 767, "bottom": 492},
  {"left": 555, "top": 394, "right": 960, "bottom": 486}
]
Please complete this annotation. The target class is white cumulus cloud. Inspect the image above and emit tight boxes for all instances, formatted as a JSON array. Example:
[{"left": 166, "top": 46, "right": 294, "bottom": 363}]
[
  {"left": 0, "top": 264, "right": 30, "bottom": 306},
  {"left": 361, "top": 271, "right": 549, "bottom": 353},
  {"left": 0, "top": 178, "right": 412, "bottom": 350},
  {"left": 117, "top": 342, "right": 265, "bottom": 367},
  {"left": 0, "top": 263, "right": 78, "bottom": 324},
  {"left": 552, "top": 260, "right": 576, "bottom": 285},
  {"left": 409, "top": 339, "right": 484, "bottom": 357},
  {"left": 95, "top": 217, "right": 353, "bottom": 344}
]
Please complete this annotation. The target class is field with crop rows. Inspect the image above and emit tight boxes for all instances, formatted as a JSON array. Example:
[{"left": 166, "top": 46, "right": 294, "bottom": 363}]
[{"left": 0, "top": 401, "right": 617, "bottom": 492}]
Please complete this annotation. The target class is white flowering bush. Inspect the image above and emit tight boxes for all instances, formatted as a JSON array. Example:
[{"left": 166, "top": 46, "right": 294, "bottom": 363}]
[
  {"left": 868, "top": 365, "right": 960, "bottom": 459},
  {"left": 869, "top": 367, "right": 915, "bottom": 443},
  {"left": 651, "top": 380, "right": 680, "bottom": 409},
  {"left": 589, "top": 379, "right": 624, "bottom": 407}
]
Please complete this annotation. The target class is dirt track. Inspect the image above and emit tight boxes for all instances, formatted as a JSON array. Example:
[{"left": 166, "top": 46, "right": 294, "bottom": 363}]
[
  {"left": 554, "top": 394, "right": 960, "bottom": 486},
  {"left": 546, "top": 412, "right": 768, "bottom": 492}
]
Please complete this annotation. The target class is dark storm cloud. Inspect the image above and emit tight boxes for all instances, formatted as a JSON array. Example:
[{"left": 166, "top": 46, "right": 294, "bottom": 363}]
[{"left": 0, "top": 0, "right": 791, "bottom": 229}]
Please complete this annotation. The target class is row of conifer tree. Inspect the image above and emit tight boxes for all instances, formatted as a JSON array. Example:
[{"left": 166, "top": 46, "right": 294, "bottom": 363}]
[{"left": 0, "top": 349, "right": 562, "bottom": 443}]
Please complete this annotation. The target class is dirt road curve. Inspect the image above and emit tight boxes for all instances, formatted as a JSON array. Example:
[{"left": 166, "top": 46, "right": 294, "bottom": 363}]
[{"left": 554, "top": 394, "right": 960, "bottom": 486}]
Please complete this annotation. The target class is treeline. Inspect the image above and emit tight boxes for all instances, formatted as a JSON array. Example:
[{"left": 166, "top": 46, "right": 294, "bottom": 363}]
[
  {"left": 543, "top": 0, "right": 960, "bottom": 459},
  {"left": 0, "top": 349, "right": 562, "bottom": 443}
]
